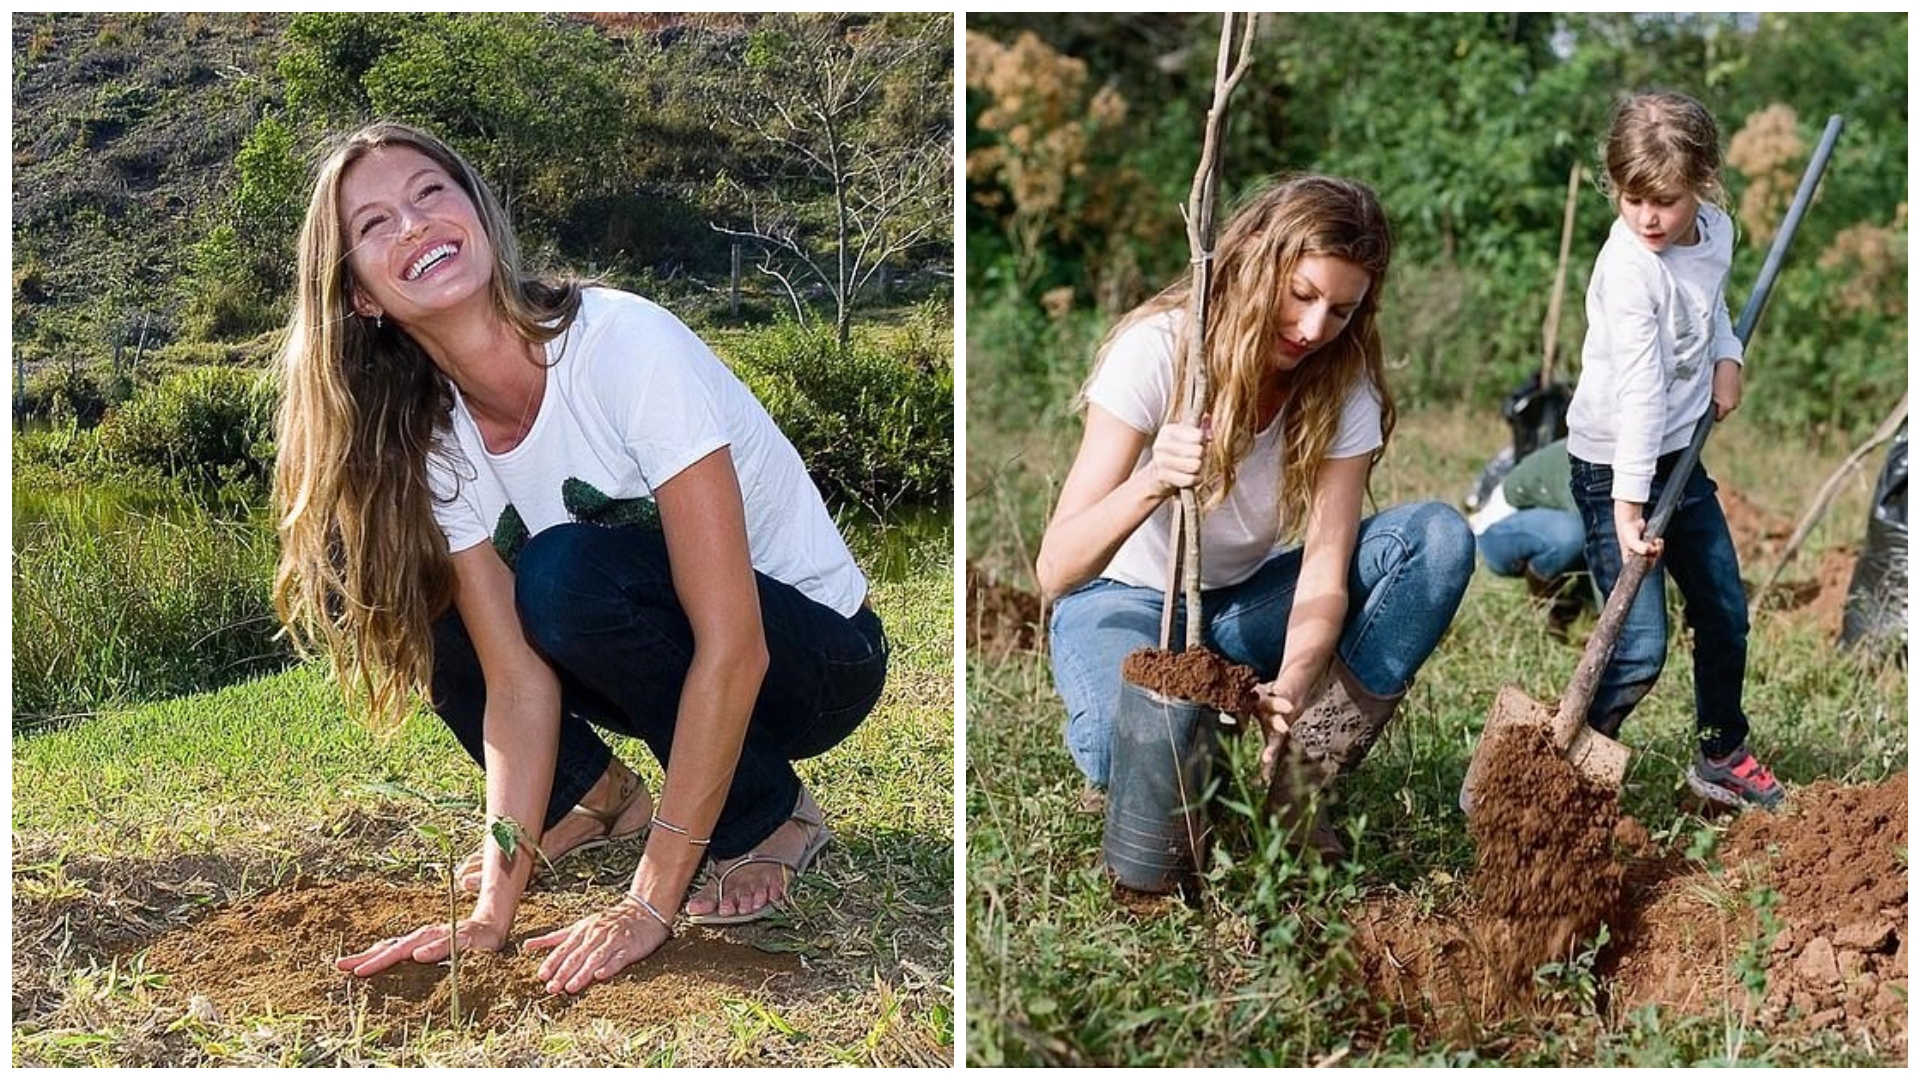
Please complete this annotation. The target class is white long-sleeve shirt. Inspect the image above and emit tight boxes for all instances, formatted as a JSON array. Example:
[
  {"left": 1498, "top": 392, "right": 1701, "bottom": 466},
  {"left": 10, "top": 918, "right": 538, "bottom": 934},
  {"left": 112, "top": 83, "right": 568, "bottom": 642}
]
[{"left": 1566, "top": 202, "right": 1743, "bottom": 503}]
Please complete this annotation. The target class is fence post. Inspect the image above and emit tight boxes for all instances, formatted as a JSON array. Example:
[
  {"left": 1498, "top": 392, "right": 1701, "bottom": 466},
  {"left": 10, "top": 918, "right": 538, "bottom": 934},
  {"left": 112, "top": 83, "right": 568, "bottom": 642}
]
[{"left": 731, "top": 242, "right": 742, "bottom": 318}]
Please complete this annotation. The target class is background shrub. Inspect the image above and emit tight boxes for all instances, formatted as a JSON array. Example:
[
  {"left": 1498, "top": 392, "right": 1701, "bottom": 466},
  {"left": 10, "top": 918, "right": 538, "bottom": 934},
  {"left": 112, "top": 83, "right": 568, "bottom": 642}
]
[
  {"left": 96, "top": 365, "right": 277, "bottom": 489},
  {"left": 723, "top": 308, "right": 954, "bottom": 513},
  {"left": 11, "top": 498, "right": 286, "bottom": 728}
]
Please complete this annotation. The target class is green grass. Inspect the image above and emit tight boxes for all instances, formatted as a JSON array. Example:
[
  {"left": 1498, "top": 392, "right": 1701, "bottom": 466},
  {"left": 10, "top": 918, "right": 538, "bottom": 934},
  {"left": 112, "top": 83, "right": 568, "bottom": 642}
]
[
  {"left": 12, "top": 532, "right": 956, "bottom": 1067},
  {"left": 964, "top": 300, "right": 1907, "bottom": 1064},
  {"left": 11, "top": 485, "right": 285, "bottom": 728}
]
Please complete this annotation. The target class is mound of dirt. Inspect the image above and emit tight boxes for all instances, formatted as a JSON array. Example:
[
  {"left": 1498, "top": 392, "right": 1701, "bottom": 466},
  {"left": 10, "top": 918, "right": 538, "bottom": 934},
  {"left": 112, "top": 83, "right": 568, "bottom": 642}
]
[
  {"left": 966, "top": 561, "right": 1045, "bottom": 656},
  {"left": 1720, "top": 481, "right": 1858, "bottom": 638},
  {"left": 1121, "top": 647, "right": 1259, "bottom": 717},
  {"left": 1351, "top": 772, "right": 1907, "bottom": 1061},
  {"left": 1723, "top": 773, "right": 1903, "bottom": 1049},
  {"left": 140, "top": 878, "right": 801, "bottom": 1036}
]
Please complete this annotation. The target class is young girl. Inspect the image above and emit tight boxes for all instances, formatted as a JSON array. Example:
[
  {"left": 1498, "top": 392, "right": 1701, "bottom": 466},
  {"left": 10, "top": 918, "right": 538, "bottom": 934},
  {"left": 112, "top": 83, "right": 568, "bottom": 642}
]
[
  {"left": 274, "top": 123, "right": 888, "bottom": 995},
  {"left": 1565, "top": 91, "right": 1783, "bottom": 809},
  {"left": 1036, "top": 176, "right": 1474, "bottom": 856}
]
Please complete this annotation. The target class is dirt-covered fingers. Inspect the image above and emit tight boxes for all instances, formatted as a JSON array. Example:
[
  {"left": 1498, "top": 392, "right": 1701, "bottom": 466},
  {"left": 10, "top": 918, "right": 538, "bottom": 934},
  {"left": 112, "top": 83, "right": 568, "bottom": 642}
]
[{"left": 1252, "top": 686, "right": 1294, "bottom": 783}]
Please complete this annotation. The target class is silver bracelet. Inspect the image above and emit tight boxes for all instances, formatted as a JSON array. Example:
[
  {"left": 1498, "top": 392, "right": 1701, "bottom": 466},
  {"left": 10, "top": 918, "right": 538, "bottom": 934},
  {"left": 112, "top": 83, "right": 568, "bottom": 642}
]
[
  {"left": 651, "top": 816, "right": 712, "bottom": 847},
  {"left": 624, "top": 890, "right": 675, "bottom": 935}
]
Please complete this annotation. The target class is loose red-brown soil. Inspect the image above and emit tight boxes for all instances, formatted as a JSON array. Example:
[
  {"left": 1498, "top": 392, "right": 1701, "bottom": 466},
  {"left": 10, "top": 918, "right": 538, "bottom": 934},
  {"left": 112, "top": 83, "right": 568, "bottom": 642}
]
[
  {"left": 139, "top": 877, "right": 803, "bottom": 1036},
  {"left": 1350, "top": 773, "right": 1906, "bottom": 1059},
  {"left": 1121, "top": 647, "right": 1259, "bottom": 717},
  {"left": 965, "top": 560, "right": 1044, "bottom": 657},
  {"left": 1465, "top": 722, "right": 1627, "bottom": 984},
  {"left": 1721, "top": 482, "right": 1859, "bottom": 639}
]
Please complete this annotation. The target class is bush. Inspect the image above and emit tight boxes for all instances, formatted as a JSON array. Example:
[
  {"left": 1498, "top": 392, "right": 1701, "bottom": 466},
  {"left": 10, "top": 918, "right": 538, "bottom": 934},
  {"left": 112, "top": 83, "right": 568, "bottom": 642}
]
[
  {"left": 21, "top": 361, "right": 126, "bottom": 426},
  {"left": 96, "top": 365, "right": 277, "bottom": 489},
  {"left": 722, "top": 311, "right": 953, "bottom": 513}
]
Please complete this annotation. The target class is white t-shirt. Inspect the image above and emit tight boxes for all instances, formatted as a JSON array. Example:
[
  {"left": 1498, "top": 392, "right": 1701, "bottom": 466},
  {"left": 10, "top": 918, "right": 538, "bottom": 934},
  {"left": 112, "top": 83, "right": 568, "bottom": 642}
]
[
  {"left": 1567, "top": 202, "right": 1744, "bottom": 503},
  {"left": 1084, "top": 308, "right": 1385, "bottom": 590},
  {"left": 427, "top": 288, "right": 868, "bottom": 617}
]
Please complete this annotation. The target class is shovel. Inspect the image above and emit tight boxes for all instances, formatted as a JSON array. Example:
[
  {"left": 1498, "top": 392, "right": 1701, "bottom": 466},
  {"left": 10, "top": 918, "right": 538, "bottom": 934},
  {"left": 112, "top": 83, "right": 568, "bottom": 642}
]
[{"left": 1459, "top": 113, "right": 1844, "bottom": 816}]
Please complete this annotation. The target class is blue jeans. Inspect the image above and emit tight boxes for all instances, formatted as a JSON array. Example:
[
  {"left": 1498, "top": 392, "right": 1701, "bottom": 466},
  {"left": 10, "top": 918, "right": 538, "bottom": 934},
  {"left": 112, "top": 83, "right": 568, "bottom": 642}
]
[
  {"left": 1049, "top": 501, "right": 1475, "bottom": 787},
  {"left": 1568, "top": 452, "right": 1749, "bottom": 757},
  {"left": 1478, "top": 508, "right": 1586, "bottom": 580},
  {"left": 429, "top": 523, "right": 888, "bottom": 859}
]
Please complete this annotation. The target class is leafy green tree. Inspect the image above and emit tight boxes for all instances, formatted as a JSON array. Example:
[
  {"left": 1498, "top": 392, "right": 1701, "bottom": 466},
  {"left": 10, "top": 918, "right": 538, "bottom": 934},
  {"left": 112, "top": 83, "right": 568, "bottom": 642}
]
[{"left": 279, "top": 13, "right": 632, "bottom": 242}]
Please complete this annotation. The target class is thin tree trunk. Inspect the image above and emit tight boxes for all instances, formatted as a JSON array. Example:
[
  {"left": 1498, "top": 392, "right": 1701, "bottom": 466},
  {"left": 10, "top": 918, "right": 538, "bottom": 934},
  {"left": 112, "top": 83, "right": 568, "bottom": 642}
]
[{"left": 1164, "top": 13, "right": 1257, "bottom": 652}]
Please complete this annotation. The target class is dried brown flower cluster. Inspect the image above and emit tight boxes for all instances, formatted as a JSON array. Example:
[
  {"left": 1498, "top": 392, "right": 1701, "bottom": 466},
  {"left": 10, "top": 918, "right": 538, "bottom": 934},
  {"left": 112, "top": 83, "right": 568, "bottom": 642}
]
[
  {"left": 965, "top": 30, "right": 1161, "bottom": 309},
  {"left": 1818, "top": 205, "right": 1908, "bottom": 318},
  {"left": 1727, "top": 102, "right": 1807, "bottom": 245}
]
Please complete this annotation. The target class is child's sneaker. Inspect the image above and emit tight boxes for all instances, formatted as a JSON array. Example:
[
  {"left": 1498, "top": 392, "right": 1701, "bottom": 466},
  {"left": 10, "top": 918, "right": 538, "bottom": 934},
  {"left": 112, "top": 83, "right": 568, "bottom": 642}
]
[{"left": 1686, "top": 745, "right": 1785, "bottom": 809}]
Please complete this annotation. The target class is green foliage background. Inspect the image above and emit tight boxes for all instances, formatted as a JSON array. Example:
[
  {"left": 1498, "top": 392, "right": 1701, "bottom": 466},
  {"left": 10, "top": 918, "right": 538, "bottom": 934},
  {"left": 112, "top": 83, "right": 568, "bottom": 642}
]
[
  {"left": 966, "top": 12, "right": 1906, "bottom": 439},
  {"left": 13, "top": 12, "right": 953, "bottom": 366}
]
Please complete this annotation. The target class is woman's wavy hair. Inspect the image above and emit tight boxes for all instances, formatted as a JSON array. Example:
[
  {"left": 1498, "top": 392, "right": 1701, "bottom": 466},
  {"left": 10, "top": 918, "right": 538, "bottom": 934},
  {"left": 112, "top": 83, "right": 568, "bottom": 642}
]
[
  {"left": 272, "top": 121, "right": 584, "bottom": 733},
  {"left": 1599, "top": 91, "right": 1730, "bottom": 212},
  {"left": 1083, "top": 174, "right": 1396, "bottom": 537}
]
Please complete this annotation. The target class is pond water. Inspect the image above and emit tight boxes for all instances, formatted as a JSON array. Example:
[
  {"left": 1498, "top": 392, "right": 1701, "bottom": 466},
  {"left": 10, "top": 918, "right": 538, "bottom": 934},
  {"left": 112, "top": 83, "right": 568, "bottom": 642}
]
[{"left": 838, "top": 501, "right": 953, "bottom": 584}]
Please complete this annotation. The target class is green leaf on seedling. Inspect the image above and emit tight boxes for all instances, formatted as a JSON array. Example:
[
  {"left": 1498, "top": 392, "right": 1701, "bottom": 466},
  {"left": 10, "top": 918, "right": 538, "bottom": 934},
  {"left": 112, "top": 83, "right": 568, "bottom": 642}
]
[{"left": 491, "top": 818, "right": 521, "bottom": 861}]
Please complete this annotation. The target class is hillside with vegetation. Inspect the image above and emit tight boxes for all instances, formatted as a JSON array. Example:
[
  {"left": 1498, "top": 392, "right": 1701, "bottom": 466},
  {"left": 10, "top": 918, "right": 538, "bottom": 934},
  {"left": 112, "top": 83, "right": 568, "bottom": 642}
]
[{"left": 13, "top": 11, "right": 953, "bottom": 402}]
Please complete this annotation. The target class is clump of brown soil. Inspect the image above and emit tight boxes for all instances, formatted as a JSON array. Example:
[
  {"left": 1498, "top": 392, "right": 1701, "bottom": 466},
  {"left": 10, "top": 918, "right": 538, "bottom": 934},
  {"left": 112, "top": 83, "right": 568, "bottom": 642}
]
[
  {"left": 1466, "top": 722, "right": 1626, "bottom": 984},
  {"left": 140, "top": 877, "right": 801, "bottom": 1036},
  {"left": 1719, "top": 483, "right": 1792, "bottom": 566},
  {"left": 1121, "top": 647, "right": 1259, "bottom": 717},
  {"left": 1725, "top": 773, "right": 1906, "bottom": 1050},
  {"left": 965, "top": 560, "right": 1045, "bottom": 656},
  {"left": 1351, "top": 773, "right": 1906, "bottom": 1061}
]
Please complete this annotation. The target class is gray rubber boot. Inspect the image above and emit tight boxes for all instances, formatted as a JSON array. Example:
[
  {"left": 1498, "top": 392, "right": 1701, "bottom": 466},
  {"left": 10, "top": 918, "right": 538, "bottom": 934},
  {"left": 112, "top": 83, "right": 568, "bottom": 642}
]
[{"left": 1262, "top": 658, "right": 1404, "bottom": 858}]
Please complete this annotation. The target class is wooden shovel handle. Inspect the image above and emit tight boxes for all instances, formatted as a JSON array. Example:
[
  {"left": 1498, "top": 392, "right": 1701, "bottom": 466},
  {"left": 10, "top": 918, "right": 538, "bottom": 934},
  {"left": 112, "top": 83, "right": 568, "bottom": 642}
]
[{"left": 1553, "top": 549, "right": 1652, "bottom": 749}]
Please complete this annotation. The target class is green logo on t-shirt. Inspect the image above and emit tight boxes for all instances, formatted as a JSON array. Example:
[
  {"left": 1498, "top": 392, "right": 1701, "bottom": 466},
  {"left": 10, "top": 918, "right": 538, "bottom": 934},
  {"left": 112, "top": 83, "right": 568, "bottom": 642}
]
[{"left": 491, "top": 480, "right": 662, "bottom": 569}]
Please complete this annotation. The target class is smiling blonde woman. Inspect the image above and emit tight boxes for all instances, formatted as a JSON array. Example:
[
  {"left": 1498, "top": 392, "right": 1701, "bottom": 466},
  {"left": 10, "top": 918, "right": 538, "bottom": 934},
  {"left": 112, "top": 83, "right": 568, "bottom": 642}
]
[{"left": 273, "top": 122, "right": 888, "bottom": 994}]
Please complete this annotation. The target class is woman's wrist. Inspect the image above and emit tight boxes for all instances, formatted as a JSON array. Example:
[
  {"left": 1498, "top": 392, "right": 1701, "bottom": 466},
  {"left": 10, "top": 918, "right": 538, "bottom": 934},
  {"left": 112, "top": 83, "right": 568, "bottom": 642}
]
[{"left": 616, "top": 890, "right": 676, "bottom": 936}]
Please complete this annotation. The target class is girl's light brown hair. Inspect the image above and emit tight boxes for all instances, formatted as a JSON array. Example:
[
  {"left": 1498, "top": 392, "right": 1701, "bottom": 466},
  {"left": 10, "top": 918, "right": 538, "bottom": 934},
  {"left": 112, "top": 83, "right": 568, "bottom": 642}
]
[
  {"left": 272, "top": 121, "right": 583, "bottom": 732},
  {"left": 1085, "top": 174, "right": 1396, "bottom": 537},
  {"left": 1601, "top": 91, "right": 1729, "bottom": 210}
]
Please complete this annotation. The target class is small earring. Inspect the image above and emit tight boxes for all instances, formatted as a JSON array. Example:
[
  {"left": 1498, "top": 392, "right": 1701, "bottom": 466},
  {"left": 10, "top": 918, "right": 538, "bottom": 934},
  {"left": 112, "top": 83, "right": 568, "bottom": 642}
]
[{"left": 374, "top": 312, "right": 384, "bottom": 331}]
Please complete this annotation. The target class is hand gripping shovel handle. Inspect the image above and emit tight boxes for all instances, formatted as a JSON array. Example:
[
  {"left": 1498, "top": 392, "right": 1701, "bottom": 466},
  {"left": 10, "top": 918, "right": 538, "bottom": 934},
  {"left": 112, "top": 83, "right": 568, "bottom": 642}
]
[{"left": 1550, "top": 114, "right": 1844, "bottom": 750}]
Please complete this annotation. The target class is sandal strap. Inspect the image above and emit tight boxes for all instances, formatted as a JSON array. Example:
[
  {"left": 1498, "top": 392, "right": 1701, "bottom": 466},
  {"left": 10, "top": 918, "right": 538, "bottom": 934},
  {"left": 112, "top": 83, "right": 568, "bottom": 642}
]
[{"left": 568, "top": 763, "right": 645, "bottom": 831}]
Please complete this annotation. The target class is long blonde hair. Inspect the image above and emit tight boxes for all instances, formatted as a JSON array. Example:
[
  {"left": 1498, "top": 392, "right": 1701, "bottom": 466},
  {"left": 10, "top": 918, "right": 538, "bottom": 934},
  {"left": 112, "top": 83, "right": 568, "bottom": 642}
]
[
  {"left": 272, "top": 122, "right": 584, "bottom": 732},
  {"left": 1600, "top": 91, "right": 1729, "bottom": 211},
  {"left": 1086, "top": 174, "right": 1396, "bottom": 536}
]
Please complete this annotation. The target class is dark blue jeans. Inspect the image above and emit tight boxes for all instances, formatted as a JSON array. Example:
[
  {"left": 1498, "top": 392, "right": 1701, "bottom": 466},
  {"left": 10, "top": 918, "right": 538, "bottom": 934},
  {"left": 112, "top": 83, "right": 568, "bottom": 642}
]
[
  {"left": 430, "top": 523, "right": 888, "bottom": 859},
  {"left": 1569, "top": 451, "right": 1749, "bottom": 757}
]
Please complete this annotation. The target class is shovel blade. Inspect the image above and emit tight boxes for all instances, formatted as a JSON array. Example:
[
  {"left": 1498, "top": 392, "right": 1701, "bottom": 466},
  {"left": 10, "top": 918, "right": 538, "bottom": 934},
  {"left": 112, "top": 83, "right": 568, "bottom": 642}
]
[
  {"left": 1563, "top": 724, "right": 1633, "bottom": 792},
  {"left": 1460, "top": 685, "right": 1633, "bottom": 815}
]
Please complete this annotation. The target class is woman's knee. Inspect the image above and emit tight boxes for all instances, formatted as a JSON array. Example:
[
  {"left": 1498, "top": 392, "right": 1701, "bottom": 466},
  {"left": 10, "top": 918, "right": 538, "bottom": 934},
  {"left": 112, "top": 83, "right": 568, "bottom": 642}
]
[{"left": 1396, "top": 501, "right": 1477, "bottom": 593}]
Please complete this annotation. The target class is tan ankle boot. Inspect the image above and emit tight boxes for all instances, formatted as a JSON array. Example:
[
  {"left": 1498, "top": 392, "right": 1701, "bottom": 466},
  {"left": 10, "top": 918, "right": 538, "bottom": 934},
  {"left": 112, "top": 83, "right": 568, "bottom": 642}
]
[{"left": 1262, "top": 659, "right": 1404, "bottom": 858}]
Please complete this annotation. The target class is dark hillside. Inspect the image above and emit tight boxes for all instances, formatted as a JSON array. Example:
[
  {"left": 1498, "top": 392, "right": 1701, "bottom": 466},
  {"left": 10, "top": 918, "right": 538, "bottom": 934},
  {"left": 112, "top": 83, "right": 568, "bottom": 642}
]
[{"left": 12, "top": 12, "right": 288, "bottom": 350}]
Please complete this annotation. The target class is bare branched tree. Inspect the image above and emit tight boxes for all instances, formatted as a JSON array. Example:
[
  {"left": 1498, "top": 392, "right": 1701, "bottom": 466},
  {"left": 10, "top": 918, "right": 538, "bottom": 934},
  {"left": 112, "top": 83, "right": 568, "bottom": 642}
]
[{"left": 708, "top": 14, "right": 952, "bottom": 348}]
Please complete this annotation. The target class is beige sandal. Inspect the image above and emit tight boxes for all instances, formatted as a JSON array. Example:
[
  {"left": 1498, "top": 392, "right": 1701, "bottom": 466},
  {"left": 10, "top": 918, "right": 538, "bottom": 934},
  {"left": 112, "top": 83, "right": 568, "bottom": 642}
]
[
  {"left": 684, "top": 789, "right": 831, "bottom": 925},
  {"left": 456, "top": 760, "right": 652, "bottom": 892}
]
